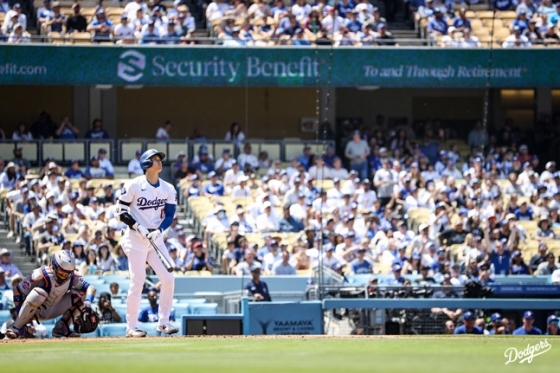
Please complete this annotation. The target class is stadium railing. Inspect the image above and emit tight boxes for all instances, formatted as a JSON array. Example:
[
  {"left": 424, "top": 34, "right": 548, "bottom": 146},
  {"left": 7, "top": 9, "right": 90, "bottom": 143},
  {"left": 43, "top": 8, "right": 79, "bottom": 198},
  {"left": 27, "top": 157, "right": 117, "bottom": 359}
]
[{"left": 0, "top": 139, "right": 334, "bottom": 167}]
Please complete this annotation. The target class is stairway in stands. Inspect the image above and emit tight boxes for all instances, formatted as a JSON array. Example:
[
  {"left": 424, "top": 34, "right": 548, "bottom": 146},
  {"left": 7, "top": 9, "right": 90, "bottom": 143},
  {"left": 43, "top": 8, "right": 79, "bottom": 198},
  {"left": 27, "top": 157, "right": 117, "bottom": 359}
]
[
  {"left": 379, "top": 0, "right": 424, "bottom": 46},
  {"left": 0, "top": 219, "right": 35, "bottom": 277}
]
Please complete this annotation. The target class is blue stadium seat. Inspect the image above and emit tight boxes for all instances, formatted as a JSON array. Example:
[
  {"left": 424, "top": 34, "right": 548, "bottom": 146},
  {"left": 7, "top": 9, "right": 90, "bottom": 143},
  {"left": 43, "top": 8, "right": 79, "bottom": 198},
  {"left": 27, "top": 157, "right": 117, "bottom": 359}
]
[
  {"left": 113, "top": 304, "right": 128, "bottom": 322},
  {"left": 98, "top": 323, "right": 127, "bottom": 337},
  {"left": 176, "top": 298, "right": 206, "bottom": 304},
  {"left": 0, "top": 310, "right": 11, "bottom": 325},
  {"left": 82, "top": 328, "right": 100, "bottom": 338},
  {"left": 190, "top": 303, "right": 218, "bottom": 315},
  {"left": 173, "top": 304, "right": 190, "bottom": 317}
]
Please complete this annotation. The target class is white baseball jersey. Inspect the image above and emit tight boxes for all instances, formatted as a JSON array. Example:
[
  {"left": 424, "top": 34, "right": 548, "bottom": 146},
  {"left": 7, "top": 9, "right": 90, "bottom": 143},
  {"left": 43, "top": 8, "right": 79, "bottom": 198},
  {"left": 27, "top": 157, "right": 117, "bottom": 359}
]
[{"left": 119, "top": 175, "right": 177, "bottom": 230}]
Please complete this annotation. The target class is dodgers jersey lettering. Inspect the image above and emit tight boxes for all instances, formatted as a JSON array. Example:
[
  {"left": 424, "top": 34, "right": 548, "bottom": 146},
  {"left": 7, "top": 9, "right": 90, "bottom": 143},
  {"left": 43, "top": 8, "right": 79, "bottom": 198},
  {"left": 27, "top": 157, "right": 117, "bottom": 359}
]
[{"left": 119, "top": 175, "right": 177, "bottom": 230}]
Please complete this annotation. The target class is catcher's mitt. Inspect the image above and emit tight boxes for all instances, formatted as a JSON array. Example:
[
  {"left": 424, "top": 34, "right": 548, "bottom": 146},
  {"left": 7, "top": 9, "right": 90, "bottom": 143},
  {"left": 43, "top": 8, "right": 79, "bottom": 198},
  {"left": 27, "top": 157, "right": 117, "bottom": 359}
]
[{"left": 73, "top": 306, "right": 100, "bottom": 334}]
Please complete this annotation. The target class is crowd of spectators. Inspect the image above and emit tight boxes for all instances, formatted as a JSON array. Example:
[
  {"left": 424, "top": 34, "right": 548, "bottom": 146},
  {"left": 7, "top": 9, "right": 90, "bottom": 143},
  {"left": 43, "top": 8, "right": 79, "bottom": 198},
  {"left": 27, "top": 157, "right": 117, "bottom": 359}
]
[{"left": 417, "top": 0, "right": 560, "bottom": 47}]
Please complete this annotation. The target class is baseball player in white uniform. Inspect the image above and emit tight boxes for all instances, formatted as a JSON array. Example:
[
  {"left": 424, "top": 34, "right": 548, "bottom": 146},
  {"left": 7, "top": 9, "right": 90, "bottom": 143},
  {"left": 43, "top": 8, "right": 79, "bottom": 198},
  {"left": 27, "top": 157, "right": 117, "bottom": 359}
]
[
  {"left": 6, "top": 250, "right": 96, "bottom": 339},
  {"left": 117, "top": 149, "right": 178, "bottom": 337}
]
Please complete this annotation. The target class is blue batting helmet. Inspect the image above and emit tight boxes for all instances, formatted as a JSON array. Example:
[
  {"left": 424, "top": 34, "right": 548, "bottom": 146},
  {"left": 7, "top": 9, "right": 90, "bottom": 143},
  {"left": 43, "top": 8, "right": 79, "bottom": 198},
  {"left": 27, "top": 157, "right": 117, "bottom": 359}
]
[{"left": 140, "top": 149, "right": 166, "bottom": 173}]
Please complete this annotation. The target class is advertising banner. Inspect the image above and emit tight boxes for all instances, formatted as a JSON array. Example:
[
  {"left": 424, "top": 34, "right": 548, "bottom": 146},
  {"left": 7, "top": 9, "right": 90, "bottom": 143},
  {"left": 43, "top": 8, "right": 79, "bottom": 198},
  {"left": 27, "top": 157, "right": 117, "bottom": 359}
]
[
  {"left": 248, "top": 301, "right": 323, "bottom": 335},
  {"left": 0, "top": 45, "right": 557, "bottom": 88}
]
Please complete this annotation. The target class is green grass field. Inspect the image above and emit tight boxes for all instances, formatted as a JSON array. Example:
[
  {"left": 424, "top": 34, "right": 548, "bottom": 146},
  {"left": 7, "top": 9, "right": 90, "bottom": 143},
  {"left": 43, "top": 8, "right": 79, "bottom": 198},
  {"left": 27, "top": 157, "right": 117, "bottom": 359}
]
[{"left": 1, "top": 336, "right": 557, "bottom": 373}]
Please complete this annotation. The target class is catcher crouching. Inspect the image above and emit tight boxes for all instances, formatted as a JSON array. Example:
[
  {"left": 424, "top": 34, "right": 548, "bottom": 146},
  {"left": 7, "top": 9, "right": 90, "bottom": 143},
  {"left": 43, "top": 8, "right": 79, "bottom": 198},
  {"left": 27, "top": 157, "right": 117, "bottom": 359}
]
[{"left": 6, "top": 250, "right": 98, "bottom": 339}]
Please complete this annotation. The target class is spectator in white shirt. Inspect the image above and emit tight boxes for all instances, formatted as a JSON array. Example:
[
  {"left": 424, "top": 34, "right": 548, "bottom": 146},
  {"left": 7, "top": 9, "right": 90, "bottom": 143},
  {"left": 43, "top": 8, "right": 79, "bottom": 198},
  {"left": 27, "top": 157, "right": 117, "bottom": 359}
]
[
  {"left": 224, "top": 122, "right": 246, "bottom": 149},
  {"left": 292, "top": 0, "right": 311, "bottom": 22},
  {"left": 272, "top": 250, "right": 297, "bottom": 275},
  {"left": 356, "top": 179, "right": 377, "bottom": 209},
  {"left": 308, "top": 157, "right": 332, "bottom": 180},
  {"left": 237, "top": 143, "right": 259, "bottom": 172},
  {"left": 231, "top": 207, "right": 256, "bottom": 235},
  {"left": 113, "top": 14, "right": 135, "bottom": 43},
  {"left": 231, "top": 176, "right": 252, "bottom": 197},
  {"left": 327, "top": 178, "right": 344, "bottom": 201},
  {"left": 262, "top": 240, "right": 283, "bottom": 273},
  {"left": 321, "top": 7, "right": 344, "bottom": 34},
  {"left": 206, "top": 0, "right": 230, "bottom": 21},
  {"left": 124, "top": 0, "right": 148, "bottom": 20},
  {"left": 155, "top": 120, "right": 173, "bottom": 139},
  {"left": 256, "top": 201, "right": 280, "bottom": 232},
  {"left": 223, "top": 161, "right": 245, "bottom": 187},
  {"left": 205, "top": 206, "right": 231, "bottom": 235},
  {"left": 3, "top": 3, "right": 26, "bottom": 32},
  {"left": 97, "top": 148, "right": 114, "bottom": 176},
  {"left": 215, "top": 148, "right": 235, "bottom": 175},
  {"left": 330, "top": 157, "right": 350, "bottom": 180},
  {"left": 289, "top": 193, "right": 308, "bottom": 221},
  {"left": 128, "top": 149, "right": 143, "bottom": 176},
  {"left": 502, "top": 26, "right": 531, "bottom": 47},
  {"left": 373, "top": 159, "right": 397, "bottom": 206}
]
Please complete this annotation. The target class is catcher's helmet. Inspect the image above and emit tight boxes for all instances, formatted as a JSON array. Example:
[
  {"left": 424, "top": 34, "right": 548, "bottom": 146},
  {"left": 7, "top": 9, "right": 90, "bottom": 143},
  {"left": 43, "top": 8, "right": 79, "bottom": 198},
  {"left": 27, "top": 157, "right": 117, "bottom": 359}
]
[
  {"left": 51, "top": 250, "right": 75, "bottom": 284},
  {"left": 140, "top": 149, "right": 166, "bottom": 173}
]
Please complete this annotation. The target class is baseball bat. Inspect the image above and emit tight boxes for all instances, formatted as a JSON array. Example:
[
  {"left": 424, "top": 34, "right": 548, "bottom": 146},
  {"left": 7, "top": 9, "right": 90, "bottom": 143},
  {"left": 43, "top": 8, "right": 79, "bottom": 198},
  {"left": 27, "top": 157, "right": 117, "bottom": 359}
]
[{"left": 148, "top": 237, "right": 174, "bottom": 273}]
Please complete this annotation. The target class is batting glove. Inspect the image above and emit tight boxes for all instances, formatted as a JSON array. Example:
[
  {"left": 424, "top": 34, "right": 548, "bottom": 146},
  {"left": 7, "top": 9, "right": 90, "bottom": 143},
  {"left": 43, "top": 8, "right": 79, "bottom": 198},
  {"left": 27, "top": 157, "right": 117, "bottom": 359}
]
[
  {"left": 134, "top": 224, "right": 150, "bottom": 239},
  {"left": 147, "top": 229, "right": 162, "bottom": 241}
]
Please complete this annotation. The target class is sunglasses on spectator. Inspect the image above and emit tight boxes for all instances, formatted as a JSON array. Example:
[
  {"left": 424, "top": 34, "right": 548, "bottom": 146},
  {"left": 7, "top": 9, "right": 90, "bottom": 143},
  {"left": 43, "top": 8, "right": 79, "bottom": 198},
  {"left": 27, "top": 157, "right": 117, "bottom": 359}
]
[{"left": 550, "top": 320, "right": 559, "bottom": 325}]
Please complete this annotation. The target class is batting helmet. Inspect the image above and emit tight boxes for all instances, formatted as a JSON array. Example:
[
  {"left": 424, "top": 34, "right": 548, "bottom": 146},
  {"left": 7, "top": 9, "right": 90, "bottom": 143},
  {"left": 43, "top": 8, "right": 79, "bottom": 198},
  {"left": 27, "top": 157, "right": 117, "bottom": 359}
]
[
  {"left": 51, "top": 250, "right": 75, "bottom": 284},
  {"left": 140, "top": 149, "right": 166, "bottom": 173}
]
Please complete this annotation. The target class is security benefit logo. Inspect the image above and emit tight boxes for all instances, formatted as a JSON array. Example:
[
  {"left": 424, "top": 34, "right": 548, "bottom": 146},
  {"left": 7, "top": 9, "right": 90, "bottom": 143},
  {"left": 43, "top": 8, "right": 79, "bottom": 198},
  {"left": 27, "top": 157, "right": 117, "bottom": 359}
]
[
  {"left": 504, "top": 340, "right": 552, "bottom": 365},
  {"left": 117, "top": 50, "right": 146, "bottom": 83}
]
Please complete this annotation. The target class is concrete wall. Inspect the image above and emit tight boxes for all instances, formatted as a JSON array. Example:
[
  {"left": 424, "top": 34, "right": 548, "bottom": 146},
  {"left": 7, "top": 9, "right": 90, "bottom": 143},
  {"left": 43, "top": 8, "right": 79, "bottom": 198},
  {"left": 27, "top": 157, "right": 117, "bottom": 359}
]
[
  {"left": 0, "top": 85, "right": 73, "bottom": 136},
  {"left": 336, "top": 88, "right": 486, "bottom": 128},
  {"left": 116, "top": 87, "right": 319, "bottom": 140}
]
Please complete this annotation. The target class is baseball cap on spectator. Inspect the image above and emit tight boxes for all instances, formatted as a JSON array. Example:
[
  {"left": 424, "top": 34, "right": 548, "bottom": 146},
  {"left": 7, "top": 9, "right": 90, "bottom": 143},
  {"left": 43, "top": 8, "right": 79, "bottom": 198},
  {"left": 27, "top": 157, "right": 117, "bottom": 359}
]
[
  {"left": 463, "top": 312, "right": 475, "bottom": 320},
  {"left": 324, "top": 243, "right": 334, "bottom": 251},
  {"left": 490, "top": 313, "right": 502, "bottom": 322},
  {"left": 392, "top": 264, "right": 402, "bottom": 272},
  {"left": 512, "top": 250, "right": 521, "bottom": 258},
  {"left": 91, "top": 155, "right": 100, "bottom": 162},
  {"left": 547, "top": 315, "right": 558, "bottom": 324},
  {"left": 13, "top": 3, "right": 21, "bottom": 8},
  {"left": 513, "top": 25, "right": 521, "bottom": 33},
  {"left": 523, "top": 311, "right": 534, "bottom": 319},
  {"left": 419, "top": 223, "right": 429, "bottom": 231},
  {"left": 96, "top": 8, "right": 104, "bottom": 15},
  {"left": 377, "top": 23, "right": 386, "bottom": 31},
  {"left": 121, "top": 13, "right": 128, "bottom": 19},
  {"left": 208, "top": 171, "right": 217, "bottom": 178},
  {"left": 436, "top": 202, "right": 446, "bottom": 209},
  {"left": 52, "top": 1, "right": 60, "bottom": 7},
  {"left": 263, "top": 201, "right": 272, "bottom": 209},
  {"left": 412, "top": 251, "right": 421, "bottom": 260}
]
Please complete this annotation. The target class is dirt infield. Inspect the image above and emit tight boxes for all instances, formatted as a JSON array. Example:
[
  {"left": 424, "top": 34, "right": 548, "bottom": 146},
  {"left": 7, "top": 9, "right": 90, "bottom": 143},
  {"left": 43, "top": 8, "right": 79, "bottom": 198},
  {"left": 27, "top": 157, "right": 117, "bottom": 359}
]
[{"left": 1, "top": 334, "right": 492, "bottom": 344}]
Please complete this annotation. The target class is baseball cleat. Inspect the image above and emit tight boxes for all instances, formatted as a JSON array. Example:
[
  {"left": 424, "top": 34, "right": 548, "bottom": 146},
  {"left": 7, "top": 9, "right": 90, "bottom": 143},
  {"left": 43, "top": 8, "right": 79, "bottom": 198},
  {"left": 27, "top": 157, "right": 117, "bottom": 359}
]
[
  {"left": 126, "top": 327, "right": 147, "bottom": 338},
  {"left": 6, "top": 327, "right": 22, "bottom": 339},
  {"left": 52, "top": 320, "right": 81, "bottom": 338},
  {"left": 157, "top": 324, "right": 179, "bottom": 335}
]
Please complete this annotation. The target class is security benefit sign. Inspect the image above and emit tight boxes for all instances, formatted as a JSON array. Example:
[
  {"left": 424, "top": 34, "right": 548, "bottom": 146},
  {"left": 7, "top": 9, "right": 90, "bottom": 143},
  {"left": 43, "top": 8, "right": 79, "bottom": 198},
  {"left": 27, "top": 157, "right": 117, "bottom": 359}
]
[
  {"left": 248, "top": 302, "right": 323, "bottom": 335},
  {"left": 0, "top": 45, "right": 557, "bottom": 88}
]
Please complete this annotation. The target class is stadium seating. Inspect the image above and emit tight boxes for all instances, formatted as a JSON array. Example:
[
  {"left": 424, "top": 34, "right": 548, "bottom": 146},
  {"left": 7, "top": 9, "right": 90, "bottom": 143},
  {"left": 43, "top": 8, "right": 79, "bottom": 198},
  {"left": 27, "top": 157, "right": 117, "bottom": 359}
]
[
  {"left": 0, "top": 310, "right": 11, "bottom": 326},
  {"left": 190, "top": 303, "right": 219, "bottom": 315}
]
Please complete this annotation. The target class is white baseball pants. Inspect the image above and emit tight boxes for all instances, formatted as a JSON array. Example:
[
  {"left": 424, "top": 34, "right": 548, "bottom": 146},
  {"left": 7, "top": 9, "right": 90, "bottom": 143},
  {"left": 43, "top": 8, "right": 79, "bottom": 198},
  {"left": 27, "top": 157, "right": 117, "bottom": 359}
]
[{"left": 122, "top": 229, "right": 175, "bottom": 330}]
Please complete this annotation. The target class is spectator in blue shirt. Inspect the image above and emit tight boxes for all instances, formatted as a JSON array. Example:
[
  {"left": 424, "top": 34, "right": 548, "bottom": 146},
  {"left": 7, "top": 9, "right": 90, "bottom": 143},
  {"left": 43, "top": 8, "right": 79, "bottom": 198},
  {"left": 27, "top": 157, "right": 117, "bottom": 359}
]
[
  {"left": 454, "top": 312, "right": 484, "bottom": 334},
  {"left": 488, "top": 238, "right": 511, "bottom": 276},
  {"left": 65, "top": 159, "right": 85, "bottom": 179},
  {"left": 270, "top": 0, "right": 287, "bottom": 17},
  {"left": 278, "top": 206, "right": 304, "bottom": 233},
  {"left": 510, "top": 11, "right": 529, "bottom": 33},
  {"left": 160, "top": 20, "right": 181, "bottom": 44},
  {"left": 184, "top": 241, "right": 214, "bottom": 272},
  {"left": 510, "top": 251, "right": 530, "bottom": 275},
  {"left": 452, "top": 8, "right": 471, "bottom": 31},
  {"left": 513, "top": 311, "right": 542, "bottom": 335},
  {"left": 548, "top": 4, "right": 560, "bottom": 26},
  {"left": 387, "top": 264, "right": 406, "bottom": 285},
  {"left": 322, "top": 144, "right": 337, "bottom": 168},
  {"left": 140, "top": 20, "right": 160, "bottom": 44},
  {"left": 428, "top": 8, "right": 448, "bottom": 36},
  {"left": 245, "top": 267, "right": 271, "bottom": 302},
  {"left": 85, "top": 118, "right": 110, "bottom": 139},
  {"left": 55, "top": 116, "right": 79, "bottom": 139},
  {"left": 203, "top": 171, "right": 224, "bottom": 196},
  {"left": 86, "top": 8, "right": 113, "bottom": 42},
  {"left": 84, "top": 156, "right": 108, "bottom": 179},
  {"left": 350, "top": 248, "right": 373, "bottom": 274},
  {"left": 297, "top": 146, "right": 313, "bottom": 171},
  {"left": 345, "top": 9, "right": 362, "bottom": 33},
  {"left": 193, "top": 151, "right": 214, "bottom": 175},
  {"left": 337, "top": 0, "right": 355, "bottom": 18},
  {"left": 138, "top": 290, "right": 175, "bottom": 323},
  {"left": 37, "top": 0, "right": 53, "bottom": 31},
  {"left": 545, "top": 315, "right": 559, "bottom": 335},
  {"left": 514, "top": 201, "right": 533, "bottom": 221},
  {"left": 494, "top": 0, "right": 516, "bottom": 11}
]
